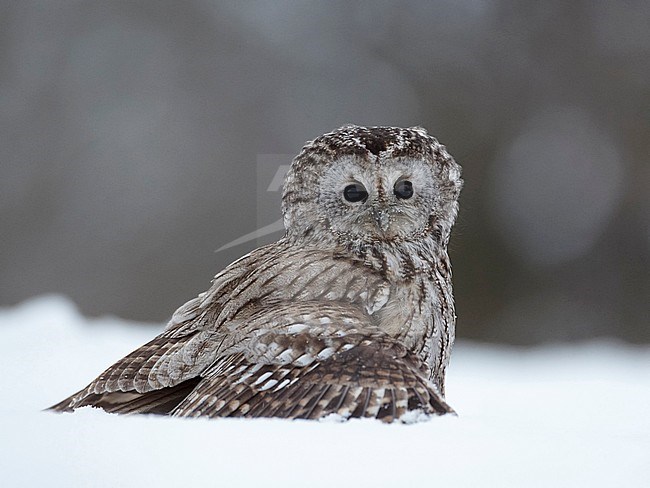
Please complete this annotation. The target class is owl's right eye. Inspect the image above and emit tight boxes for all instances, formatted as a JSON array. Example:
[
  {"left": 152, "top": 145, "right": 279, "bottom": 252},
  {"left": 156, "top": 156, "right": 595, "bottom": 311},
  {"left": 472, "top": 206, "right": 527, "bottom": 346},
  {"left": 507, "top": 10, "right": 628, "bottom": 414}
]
[{"left": 343, "top": 183, "right": 368, "bottom": 203}]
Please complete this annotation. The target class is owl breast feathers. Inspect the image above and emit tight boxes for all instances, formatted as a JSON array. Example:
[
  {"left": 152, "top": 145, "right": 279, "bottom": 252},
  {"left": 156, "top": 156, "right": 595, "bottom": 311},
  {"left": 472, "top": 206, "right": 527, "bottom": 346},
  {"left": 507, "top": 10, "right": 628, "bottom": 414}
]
[{"left": 50, "top": 125, "right": 463, "bottom": 423}]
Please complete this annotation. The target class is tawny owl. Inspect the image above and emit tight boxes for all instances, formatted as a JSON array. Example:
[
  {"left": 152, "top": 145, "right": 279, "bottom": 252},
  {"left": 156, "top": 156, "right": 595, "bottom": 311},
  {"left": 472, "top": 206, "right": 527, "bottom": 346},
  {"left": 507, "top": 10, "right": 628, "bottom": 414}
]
[{"left": 50, "top": 125, "right": 463, "bottom": 422}]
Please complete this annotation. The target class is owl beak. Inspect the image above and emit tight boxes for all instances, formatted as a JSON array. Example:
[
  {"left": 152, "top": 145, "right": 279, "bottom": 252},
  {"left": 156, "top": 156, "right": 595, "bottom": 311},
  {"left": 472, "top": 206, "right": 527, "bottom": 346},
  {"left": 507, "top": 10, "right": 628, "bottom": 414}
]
[{"left": 373, "top": 209, "right": 391, "bottom": 233}]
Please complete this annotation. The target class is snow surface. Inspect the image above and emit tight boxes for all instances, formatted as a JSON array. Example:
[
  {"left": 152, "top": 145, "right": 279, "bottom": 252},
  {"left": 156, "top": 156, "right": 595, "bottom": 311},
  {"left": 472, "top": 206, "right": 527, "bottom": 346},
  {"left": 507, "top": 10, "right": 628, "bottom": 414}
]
[{"left": 1, "top": 295, "right": 648, "bottom": 487}]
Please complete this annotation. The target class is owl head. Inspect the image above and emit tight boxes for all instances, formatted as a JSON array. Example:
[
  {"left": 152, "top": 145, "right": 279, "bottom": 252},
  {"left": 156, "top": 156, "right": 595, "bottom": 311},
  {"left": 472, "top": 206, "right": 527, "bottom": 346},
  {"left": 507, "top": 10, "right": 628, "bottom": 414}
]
[{"left": 282, "top": 125, "right": 462, "bottom": 249}]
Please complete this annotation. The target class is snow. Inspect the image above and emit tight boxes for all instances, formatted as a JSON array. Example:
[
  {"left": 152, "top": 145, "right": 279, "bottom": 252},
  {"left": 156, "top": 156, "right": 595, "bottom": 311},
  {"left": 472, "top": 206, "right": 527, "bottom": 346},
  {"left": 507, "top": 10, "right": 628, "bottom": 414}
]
[{"left": 1, "top": 295, "right": 648, "bottom": 487}]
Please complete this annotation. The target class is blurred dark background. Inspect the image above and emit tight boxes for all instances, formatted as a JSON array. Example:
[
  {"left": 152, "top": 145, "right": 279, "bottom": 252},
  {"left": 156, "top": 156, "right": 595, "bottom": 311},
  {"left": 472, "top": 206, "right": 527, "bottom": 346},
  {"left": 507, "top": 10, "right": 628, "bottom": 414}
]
[{"left": 1, "top": 1, "right": 648, "bottom": 344}]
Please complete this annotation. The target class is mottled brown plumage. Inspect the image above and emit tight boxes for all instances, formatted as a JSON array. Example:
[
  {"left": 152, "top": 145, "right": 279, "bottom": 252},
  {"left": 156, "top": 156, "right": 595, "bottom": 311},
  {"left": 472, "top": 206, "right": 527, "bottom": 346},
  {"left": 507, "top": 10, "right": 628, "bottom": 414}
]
[{"left": 50, "top": 125, "right": 463, "bottom": 422}]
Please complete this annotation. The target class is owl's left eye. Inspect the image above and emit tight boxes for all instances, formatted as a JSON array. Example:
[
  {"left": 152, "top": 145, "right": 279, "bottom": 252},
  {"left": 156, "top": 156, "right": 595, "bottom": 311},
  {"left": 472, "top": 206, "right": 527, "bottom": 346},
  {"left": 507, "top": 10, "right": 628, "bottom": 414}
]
[
  {"left": 343, "top": 183, "right": 368, "bottom": 203},
  {"left": 394, "top": 180, "right": 414, "bottom": 199}
]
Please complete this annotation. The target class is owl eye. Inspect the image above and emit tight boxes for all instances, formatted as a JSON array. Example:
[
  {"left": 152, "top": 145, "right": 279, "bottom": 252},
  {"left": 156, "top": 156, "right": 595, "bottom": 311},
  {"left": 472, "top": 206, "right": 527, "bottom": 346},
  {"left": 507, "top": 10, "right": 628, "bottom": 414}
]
[
  {"left": 394, "top": 180, "right": 413, "bottom": 199},
  {"left": 343, "top": 183, "right": 368, "bottom": 203}
]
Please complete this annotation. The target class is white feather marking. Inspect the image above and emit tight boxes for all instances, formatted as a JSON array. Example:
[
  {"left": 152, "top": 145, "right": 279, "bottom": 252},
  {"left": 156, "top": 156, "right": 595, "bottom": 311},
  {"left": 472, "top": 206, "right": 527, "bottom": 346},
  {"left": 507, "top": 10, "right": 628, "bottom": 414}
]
[
  {"left": 286, "top": 324, "right": 308, "bottom": 334},
  {"left": 294, "top": 354, "right": 315, "bottom": 366},
  {"left": 249, "top": 363, "right": 264, "bottom": 374},
  {"left": 273, "top": 378, "right": 291, "bottom": 391},
  {"left": 276, "top": 348, "right": 294, "bottom": 364},
  {"left": 233, "top": 372, "right": 254, "bottom": 385},
  {"left": 305, "top": 363, "right": 320, "bottom": 373},
  {"left": 231, "top": 362, "right": 263, "bottom": 385},
  {"left": 395, "top": 398, "right": 408, "bottom": 408},
  {"left": 316, "top": 347, "right": 336, "bottom": 360},
  {"left": 228, "top": 364, "right": 249, "bottom": 377},
  {"left": 259, "top": 379, "right": 279, "bottom": 391},
  {"left": 337, "top": 407, "right": 351, "bottom": 417},
  {"left": 253, "top": 371, "right": 273, "bottom": 385}
]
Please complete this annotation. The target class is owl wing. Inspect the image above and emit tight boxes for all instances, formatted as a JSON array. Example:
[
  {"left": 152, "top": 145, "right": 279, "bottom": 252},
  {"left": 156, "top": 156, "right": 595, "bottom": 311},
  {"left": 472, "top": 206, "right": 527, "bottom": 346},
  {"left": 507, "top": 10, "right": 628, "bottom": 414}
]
[
  {"left": 50, "top": 243, "right": 393, "bottom": 414},
  {"left": 170, "top": 302, "right": 453, "bottom": 422}
]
